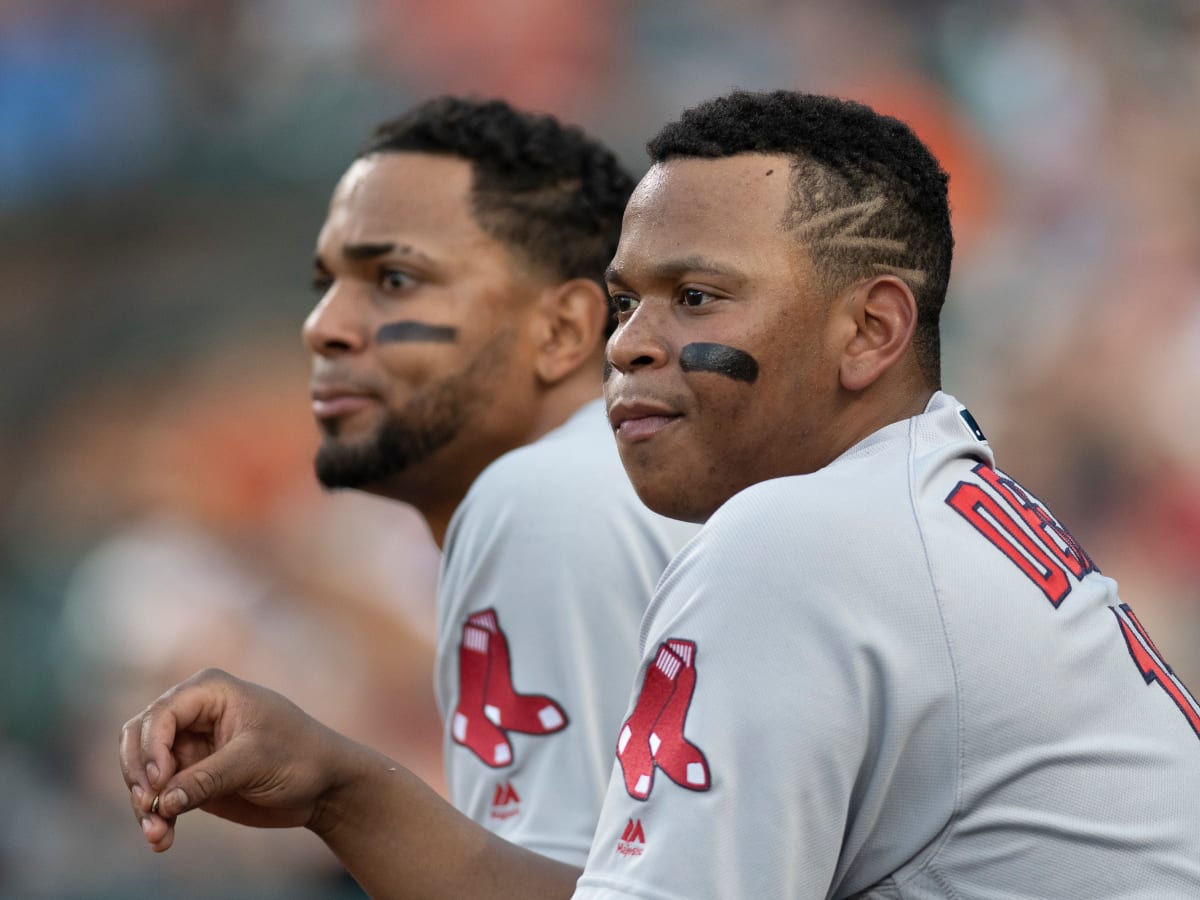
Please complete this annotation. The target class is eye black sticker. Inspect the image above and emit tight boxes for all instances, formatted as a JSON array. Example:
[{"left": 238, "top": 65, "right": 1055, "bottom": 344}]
[
  {"left": 679, "top": 342, "right": 758, "bottom": 383},
  {"left": 376, "top": 321, "right": 458, "bottom": 343}
]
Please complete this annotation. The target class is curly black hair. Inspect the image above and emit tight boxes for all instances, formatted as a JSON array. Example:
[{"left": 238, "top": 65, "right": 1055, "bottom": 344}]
[
  {"left": 361, "top": 96, "right": 634, "bottom": 334},
  {"left": 648, "top": 90, "right": 953, "bottom": 387}
]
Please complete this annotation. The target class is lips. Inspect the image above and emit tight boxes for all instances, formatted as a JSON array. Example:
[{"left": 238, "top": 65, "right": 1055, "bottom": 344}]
[
  {"left": 607, "top": 399, "right": 681, "bottom": 442},
  {"left": 310, "top": 385, "right": 378, "bottom": 420}
]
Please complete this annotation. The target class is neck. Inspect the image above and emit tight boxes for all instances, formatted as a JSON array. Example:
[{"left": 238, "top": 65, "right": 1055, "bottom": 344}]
[
  {"left": 525, "top": 367, "right": 602, "bottom": 449},
  {"left": 836, "top": 373, "right": 934, "bottom": 463},
  {"left": 373, "top": 467, "right": 479, "bottom": 550},
  {"left": 383, "top": 367, "right": 603, "bottom": 549}
]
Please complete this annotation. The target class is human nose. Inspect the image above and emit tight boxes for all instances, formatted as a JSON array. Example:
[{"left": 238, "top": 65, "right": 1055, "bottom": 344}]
[
  {"left": 302, "top": 283, "right": 368, "bottom": 356},
  {"left": 606, "top": 302, "right": 671, "bottom": 376}
]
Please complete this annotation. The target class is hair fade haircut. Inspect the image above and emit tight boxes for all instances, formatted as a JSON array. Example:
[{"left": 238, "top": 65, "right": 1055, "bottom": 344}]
[
  {"left": 647, "top": 90, "right": 953, "bottom": 387},
  {"left": 361, "top": 96, "right": 634, "bottom": 335}
]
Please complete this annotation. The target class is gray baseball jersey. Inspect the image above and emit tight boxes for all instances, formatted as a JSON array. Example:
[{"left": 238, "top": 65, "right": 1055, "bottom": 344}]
[
  {"left": 576, "top": 391, "right": 1200, "bottom": 898},
  {"left": 436, "top": 398, "right": 699, "bottom": 866}
]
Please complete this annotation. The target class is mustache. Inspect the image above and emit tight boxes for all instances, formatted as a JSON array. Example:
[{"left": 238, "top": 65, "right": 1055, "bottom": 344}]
[{"left": 376, "top": 321, "right": 459, "bottom": 343}]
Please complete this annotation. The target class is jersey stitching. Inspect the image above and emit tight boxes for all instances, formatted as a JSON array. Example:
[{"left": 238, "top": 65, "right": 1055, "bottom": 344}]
[{"left": 891, "top": 410, "right": 966, "bottom": 893}]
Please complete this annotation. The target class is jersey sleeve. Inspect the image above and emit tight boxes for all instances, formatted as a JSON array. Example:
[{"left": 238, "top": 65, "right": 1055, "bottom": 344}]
[
  {"left": 437, "top": 407, "right": 698, "bottom": 866},
  {"left": 574, "top": 468, "right": 960, "bottom": 899}
]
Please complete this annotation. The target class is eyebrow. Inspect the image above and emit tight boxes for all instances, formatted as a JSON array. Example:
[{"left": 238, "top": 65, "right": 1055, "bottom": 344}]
[
  {"left": 314, "top": 242, "right": 436, "bottom": 269},
  {"left": 605, "top": 255, "right": 745, "bottom": 288},
  {"left": 344, "top": 242, "right": 396, "bottom": 260}
]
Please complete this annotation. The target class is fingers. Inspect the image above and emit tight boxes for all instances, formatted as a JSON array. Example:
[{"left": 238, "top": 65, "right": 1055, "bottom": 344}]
[
  {"left": 119, "top": 668, "right": 238, "bottom": 850},
  {"left": 125, "top": 772, "right": 177, "bottom": 852},
  {"left": 139, "top": 806, "right": 177, "bottom": 853},
  {"left": 121, "top": 710, "right": 165, "bottom": 824},
  {"left": 121, "top": 669, "right": 341, "bottom": 847}
]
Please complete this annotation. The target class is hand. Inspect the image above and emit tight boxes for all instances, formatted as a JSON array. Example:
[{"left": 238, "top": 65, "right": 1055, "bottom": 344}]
[
  {"left": 121, "top": 669, "right": 582, "bottom": 898},
  {"left": 119, "top": 668, "right": 355, "bottom": 853}
]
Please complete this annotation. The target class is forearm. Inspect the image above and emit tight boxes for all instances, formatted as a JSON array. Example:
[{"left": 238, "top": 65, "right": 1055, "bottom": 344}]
[{"left": 311, "top": 740, "right": 582, "bottom": 899}]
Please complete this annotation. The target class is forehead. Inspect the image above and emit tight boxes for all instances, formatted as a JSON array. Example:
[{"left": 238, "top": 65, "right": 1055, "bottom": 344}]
[
  {"left": 613, "top": 154, "right": 795, "bottom": 272},
  {"left": 320, "top": 152, "right": 489, "bottom": 250}
]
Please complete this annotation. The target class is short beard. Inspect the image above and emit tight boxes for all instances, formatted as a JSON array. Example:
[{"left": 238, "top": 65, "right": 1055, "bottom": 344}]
[
  {"left": 313, "top": 326, "right": 514, "bottom": 491},
  {"left": 314, "top": 411, "right": 461, "bottom": 490}
]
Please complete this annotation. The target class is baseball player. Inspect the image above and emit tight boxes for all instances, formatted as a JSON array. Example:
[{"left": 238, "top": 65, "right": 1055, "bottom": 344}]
[
  {"left": 574, "top": 90, "right": 1200, "bottom": 898},
  {"left": 305, "top": 96, "right": 696, "bottom": 864},
  {"left": 121, "top": 91, "right": 1200, "bottom": 898}
]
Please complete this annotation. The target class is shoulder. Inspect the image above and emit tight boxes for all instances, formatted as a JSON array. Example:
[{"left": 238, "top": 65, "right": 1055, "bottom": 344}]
[
  {"left": 649, "top": 424, "right": 936, "bottom": 631},
  {"left": 695, "top": 392, "right": 992, "bottom": 560},
  {"left": 467, "top": 400, "right": 626, "bottom": 509},
  {"left": 704, "top": 448, "right": 914, "bottom": 554},
  {"left": 448, "top": 399, "right": 695, "bottom": 556}
]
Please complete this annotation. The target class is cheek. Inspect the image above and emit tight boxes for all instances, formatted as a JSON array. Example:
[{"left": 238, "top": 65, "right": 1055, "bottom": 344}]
[
  {"left": 686, "top": 371, "right": 759, "bottom": 422},
  {"left": 684, "top": 368, "right": 790, "bottom": 469},
  {"left": 375, "top": 344, "right": 448, "bottom": 397}
]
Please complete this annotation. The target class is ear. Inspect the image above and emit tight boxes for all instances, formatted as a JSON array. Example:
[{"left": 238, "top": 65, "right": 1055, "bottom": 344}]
[
  {"left": 838, "top": 275, "right": 918, "bottom": 392},
  {"left": 533, "top": 278, "right": 609, "bottom": 385}
]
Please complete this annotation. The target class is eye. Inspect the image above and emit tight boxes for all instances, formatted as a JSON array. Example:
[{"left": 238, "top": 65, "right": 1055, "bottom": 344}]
[
  {"left": 681, "top": 287, "right": 717, "bottom": 307},
  {"left": 380, "top": 269, "right": 416, "bottom": 292},
  {"left": 611, "top": 294, "right": 639, "bottom": 317},
  {"left": 311, "top": 273, "right": 333, "bottom": 294}
]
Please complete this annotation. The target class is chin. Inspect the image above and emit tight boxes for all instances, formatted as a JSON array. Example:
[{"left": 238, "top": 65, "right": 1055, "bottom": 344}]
[{"left": 631, "top": 480, "right": 715, "bottom": 525}]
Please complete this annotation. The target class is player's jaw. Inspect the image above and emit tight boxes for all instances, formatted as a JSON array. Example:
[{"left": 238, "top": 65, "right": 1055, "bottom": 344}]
[
  {"left": 312, "top": 401, "right": 466, "bottom": 492},
  {"left": 309, "top": 370, "right": 419, "bottom": 490}
]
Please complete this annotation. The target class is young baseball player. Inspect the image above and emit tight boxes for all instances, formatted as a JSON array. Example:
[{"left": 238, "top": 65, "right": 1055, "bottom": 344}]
[
  {"left": 304, "top": 96, "right": 696, "bottom": 864},
  {"left": 121, "top": 91, "right": 1200, "bottom": 898}
]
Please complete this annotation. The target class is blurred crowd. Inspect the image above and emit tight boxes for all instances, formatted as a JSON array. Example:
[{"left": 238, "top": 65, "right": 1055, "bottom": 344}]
[{"left": 2, "top": 0, "right": 1199, "bottom": 896}]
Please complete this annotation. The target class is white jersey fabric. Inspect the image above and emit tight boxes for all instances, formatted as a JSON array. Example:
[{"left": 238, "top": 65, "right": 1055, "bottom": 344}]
[
  {"left": 436, "top": 398, "right": 698, "bottom": 866},
  {"left": 576, "top": 391, "right": 1200, "bottom": 899}
]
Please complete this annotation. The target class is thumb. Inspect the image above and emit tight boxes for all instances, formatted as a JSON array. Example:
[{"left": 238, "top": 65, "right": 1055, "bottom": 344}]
[{"left": 155, "top": 739, "right": 253, "bottom": 818}]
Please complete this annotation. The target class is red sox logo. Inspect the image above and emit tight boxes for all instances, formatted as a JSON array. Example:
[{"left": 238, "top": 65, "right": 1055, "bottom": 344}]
[
  {"left": 616, "top": 638, "right": 711, "bottom": 800},
  {"left": 451, "top": 608, "right": 568, "bottom": 767}
]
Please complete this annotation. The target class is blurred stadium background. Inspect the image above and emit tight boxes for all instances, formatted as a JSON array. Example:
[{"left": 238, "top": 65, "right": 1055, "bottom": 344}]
[{"left": 2, "top": 0, "right": 1199, "bottom": 896}]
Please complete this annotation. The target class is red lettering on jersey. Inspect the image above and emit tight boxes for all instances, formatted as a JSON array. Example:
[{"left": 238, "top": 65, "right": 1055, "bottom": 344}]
[
  {"left": 975, "top": 466, "right": 1096, "bottom": 580},
  {"left": 1112, "top": 604, "right": 1200, "bottom": 739},
  {"left": 946, "top": 479, "right": 1071, "bottom": 606}
]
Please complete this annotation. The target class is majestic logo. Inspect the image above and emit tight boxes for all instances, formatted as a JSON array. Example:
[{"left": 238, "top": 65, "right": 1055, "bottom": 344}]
[
  {"left": 490, "top": 780, "right": 521, "bottom": 821},
  {"left": 451, "top": 608, "right": 568, "bottom": 767},
  {"left": 616, "top": 818, "right": 647, "bottom": 857},
  {"left": 616, "top": 639, "right": 711, "bottom": 800}
]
